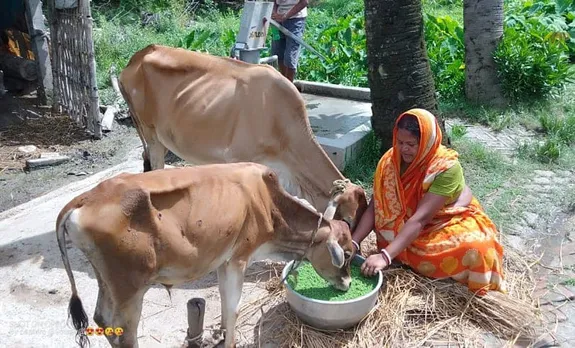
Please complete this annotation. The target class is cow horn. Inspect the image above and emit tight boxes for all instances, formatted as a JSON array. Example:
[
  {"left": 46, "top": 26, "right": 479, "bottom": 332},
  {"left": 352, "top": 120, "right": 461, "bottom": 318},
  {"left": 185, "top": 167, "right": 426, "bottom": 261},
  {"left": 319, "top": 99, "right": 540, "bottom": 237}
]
[
  {"left": 324, "top": 179, "right": 350, "bottom": 220},
  {"left": 323, "top": 200, "right": 338, "bottom": 220},
  {"left": 329, "top": 179, "right": 350, "bottom": 198}
]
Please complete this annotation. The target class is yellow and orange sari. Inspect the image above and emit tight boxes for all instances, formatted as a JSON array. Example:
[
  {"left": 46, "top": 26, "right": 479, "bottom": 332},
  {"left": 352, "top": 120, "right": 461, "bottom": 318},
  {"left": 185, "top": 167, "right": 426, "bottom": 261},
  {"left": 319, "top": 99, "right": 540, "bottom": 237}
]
[{"left": 373, "top": 108, "right": 506, "bottom": 295}]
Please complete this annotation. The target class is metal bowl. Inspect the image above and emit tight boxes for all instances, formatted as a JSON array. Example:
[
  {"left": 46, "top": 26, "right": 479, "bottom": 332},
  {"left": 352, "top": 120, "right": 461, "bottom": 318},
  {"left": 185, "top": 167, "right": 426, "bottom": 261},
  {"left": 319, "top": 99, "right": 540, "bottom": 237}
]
[{"left": 281, "top": 254, "right": 384, "bottom": 330}]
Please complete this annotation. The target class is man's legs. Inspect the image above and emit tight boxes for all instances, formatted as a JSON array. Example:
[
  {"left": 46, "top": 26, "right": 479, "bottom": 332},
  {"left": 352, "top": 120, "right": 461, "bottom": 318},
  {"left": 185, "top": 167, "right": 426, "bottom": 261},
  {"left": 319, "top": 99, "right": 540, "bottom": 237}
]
[
  {"left": 271, "top": 32, "right": 287, "bottom": 75},
  {"left": 282, "top": 17, "right": 306, "bottom": 82}
]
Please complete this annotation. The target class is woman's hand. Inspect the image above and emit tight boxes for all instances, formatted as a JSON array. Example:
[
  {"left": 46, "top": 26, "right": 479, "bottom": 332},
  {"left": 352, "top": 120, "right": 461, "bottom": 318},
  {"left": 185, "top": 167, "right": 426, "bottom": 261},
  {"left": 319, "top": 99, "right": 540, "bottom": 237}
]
[{"left": 361, "top": 253, "right": 389, "bottom": 277}]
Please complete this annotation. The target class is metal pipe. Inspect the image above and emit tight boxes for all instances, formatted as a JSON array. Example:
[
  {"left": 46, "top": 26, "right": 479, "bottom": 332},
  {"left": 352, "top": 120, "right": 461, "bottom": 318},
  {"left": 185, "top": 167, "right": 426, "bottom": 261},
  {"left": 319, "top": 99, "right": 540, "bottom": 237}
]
[
  {"left": 259, "top": 55, "right": 278, "bottom": 64},
  {"left": 267, "top": 18, "right": 328, "bottom": 61}
]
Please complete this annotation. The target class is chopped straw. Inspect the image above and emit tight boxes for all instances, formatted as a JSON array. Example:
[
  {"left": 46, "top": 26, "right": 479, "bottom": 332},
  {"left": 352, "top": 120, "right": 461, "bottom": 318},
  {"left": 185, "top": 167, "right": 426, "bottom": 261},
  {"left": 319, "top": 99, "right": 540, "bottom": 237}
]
[{"left": 236, "top": 243, "right": 546, "bottom": 348}]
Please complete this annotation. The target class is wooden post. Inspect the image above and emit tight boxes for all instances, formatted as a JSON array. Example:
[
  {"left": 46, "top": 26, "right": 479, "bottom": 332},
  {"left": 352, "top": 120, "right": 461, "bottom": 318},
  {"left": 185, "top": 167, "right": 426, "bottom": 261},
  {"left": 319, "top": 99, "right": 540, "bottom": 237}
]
[
  {"left": 23, "top": 0, "right": 53, "bottom": 105},
  {"left": 46, "top": 0, "right": 61, "bottom": 114},
  {"left": 79, "top": 0, "right": 102, "bottom": 139},
  {"left": 186, "top": 298, "right": 206, "bottom": 348}
]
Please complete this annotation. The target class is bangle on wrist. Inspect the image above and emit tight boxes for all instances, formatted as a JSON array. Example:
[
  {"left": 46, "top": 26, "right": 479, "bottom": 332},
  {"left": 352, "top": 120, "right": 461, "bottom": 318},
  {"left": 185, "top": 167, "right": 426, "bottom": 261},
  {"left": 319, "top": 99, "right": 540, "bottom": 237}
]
[
  {"left": 380, "top": 248, "right": 391, "bottom": 265},
  {"left": 351, "top": 240, "right": 360, "bottom": 252}
]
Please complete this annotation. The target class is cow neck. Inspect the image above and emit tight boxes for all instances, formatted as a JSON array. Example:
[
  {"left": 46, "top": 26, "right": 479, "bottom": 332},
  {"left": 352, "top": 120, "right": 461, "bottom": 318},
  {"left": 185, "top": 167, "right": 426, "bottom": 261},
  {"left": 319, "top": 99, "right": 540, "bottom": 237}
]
[
  {"left": 271, "top": 210, "right": 329, "bottom": 259},
  {"left": 278, "top": 213, "right": 323, "bottom": 285},
  {"left": 284, "top": 150, "right": 345, "bottom": 210}
]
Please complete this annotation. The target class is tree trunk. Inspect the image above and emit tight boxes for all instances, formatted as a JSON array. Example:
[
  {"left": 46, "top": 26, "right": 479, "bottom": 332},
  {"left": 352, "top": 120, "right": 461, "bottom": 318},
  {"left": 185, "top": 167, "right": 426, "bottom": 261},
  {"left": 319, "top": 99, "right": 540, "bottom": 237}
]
[
  {"left": 364, "top": 0, "right": 443, "bottom": 152},
  {"left": 464, "top": 0, "right": 506, "bottom": 106}
]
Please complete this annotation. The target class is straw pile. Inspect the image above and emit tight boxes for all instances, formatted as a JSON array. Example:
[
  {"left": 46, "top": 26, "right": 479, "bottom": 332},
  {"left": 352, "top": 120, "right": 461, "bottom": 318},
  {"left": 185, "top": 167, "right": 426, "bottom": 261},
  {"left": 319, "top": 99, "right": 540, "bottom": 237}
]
[
  {"left": 236, "top": 242, "right": 545, "bottom": 348},
  {"left": 0, "top": 114, "right": 90, "bottom": 171}
]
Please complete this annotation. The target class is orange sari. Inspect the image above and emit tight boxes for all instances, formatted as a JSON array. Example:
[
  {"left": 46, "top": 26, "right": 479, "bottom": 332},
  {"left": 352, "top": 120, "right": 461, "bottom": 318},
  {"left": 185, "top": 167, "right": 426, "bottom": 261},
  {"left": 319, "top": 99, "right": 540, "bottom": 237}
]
[{"left": 373, "top": 109, "right": 506, "bottom": 295}]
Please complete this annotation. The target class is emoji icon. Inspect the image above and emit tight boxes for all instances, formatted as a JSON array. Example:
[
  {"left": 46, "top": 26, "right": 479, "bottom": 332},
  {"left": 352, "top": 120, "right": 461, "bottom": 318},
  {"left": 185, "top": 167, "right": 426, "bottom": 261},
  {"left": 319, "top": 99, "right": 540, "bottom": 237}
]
[
  {"left": 114, "top": 327, "right": 124, "bottom": 336},
  {"left": 95, "top": 327, "right": 104, "bottom": 336},
  {"left": 105, "top": 327, "right": 114, "bottom": 336},
  {"left": 85, "top": 327, "right": 94, "bottom": 336}
]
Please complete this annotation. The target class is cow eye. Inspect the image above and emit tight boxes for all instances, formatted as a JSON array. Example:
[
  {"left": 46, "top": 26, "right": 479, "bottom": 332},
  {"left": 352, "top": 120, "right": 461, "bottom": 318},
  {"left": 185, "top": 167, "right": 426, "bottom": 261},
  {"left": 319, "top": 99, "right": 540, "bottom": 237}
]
[{"left": 344, "top": 251, "right": 352, "bottom": 259}]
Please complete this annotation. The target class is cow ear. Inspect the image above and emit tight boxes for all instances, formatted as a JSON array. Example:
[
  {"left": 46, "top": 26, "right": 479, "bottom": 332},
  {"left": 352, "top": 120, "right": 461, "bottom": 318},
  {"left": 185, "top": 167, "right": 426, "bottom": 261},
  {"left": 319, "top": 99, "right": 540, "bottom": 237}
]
[{"left": 327, "top": 239, "right": 345, "bottom": 268}]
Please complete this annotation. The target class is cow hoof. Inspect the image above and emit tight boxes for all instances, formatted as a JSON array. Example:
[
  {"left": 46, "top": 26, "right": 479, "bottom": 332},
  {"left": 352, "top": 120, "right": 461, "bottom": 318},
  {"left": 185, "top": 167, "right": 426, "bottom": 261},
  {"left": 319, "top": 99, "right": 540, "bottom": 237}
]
[{"left": 204, "top": 328, "right": 225, "bottom": 347}]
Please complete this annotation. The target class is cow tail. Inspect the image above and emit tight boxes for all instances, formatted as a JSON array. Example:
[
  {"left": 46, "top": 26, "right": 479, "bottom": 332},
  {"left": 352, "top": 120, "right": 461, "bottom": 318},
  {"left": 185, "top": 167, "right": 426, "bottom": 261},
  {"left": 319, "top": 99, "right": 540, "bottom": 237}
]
[{"left": 56, "top": 209, "right": 90, "bottom": 348}]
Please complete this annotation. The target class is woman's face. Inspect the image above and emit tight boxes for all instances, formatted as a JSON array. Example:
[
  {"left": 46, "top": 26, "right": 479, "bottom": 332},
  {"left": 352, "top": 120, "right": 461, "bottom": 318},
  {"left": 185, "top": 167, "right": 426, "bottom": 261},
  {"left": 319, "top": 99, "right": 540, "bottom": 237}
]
[{"left": 396, "top": 128, "right": 419, "bottom": 164}]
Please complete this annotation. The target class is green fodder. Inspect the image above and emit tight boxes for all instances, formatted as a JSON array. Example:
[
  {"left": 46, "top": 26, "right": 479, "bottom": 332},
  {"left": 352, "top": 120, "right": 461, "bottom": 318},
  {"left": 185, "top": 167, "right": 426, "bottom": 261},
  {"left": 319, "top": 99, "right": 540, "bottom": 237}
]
[{"left": 287, "top": 262, "right": 379, "bottom": 301}]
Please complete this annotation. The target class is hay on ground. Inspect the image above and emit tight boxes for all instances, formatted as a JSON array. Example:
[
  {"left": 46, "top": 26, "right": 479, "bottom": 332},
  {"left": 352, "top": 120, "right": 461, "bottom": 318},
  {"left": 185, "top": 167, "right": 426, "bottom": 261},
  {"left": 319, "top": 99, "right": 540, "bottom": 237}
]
[
  {"left": 0, "top": 114, "right": 91, "bottom": 170},
  {"left": 237, "top": 244, "right": 546, "bottom": 348}
]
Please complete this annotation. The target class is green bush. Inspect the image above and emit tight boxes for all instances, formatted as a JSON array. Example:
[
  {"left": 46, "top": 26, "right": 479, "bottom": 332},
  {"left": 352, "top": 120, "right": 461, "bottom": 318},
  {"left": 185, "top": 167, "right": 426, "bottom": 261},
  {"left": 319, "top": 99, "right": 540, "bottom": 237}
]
[
  {"left": 424, "top": 14, "right": 465, "bottom": 101},
  {"left": 176, "top": 10, "right": 240, "bottom": 57},
  {"left": 517, "top": 113, "right": 575, "bottom": 163},
  {"left": 297, "top": 13, "right": 368, "bottom": 87},
  {"left": 92, "top": 11, "right": 186, "bottom": 91},
  {"left": 493, "top": 19, "right": 573, "bottom": 103},
  {"left": 514, "top": 0, "right": 575, "bottom": 61}
]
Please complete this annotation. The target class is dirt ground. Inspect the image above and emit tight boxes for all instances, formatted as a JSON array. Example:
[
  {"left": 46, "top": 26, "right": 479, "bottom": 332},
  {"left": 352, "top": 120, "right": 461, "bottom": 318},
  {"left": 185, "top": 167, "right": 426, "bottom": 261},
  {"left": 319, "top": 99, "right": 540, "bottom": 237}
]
[{"left": 0, "top": 92, "right": 178, "bottom": 213}]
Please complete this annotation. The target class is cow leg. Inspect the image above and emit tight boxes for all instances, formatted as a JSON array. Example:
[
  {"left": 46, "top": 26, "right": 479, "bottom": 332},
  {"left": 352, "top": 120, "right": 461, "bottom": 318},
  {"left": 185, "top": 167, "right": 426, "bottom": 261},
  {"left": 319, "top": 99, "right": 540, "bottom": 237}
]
[
  {"left": 148, "top": 137, "right": 167, "bottom": 171},
  {"left": 216, "top": 261, "right": 247, "bottom": 348},
  {"left": 107, "top": 287, "right": 149, "bottom": 348},
  {"left": 93, "top": 269, "right": 114, "bottom": 329},
  {"left": 216, "top": 265, "right": 228, "bottom": 327},
  {"left": 142, "top": 149, "right": 151, "bottom": 172}
]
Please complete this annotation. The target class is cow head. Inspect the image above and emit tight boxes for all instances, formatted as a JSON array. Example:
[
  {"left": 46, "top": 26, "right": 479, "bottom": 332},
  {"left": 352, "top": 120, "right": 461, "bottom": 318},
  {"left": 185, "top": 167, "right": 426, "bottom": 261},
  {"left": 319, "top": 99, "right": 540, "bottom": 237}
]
[
  {"left": 323, "top": 179, "right": 368, "bottom": 230},
  {"left": 306, "top": 219, "right": 355, "bottom": 291}
]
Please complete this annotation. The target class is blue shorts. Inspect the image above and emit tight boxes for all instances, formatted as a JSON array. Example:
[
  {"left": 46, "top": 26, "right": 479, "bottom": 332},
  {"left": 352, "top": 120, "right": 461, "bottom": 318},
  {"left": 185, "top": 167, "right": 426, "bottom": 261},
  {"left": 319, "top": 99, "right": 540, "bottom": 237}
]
[{"left": 271, "top": 17, "right": 306, "bottom": 70}]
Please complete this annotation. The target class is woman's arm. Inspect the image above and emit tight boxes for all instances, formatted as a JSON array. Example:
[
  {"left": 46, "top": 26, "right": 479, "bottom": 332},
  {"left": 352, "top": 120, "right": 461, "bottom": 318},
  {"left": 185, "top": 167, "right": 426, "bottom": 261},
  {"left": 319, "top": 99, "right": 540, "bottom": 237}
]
[
  {"left": 361, "top": 192, "right": 449, "bottom": 276},
  {"left": 351, "top": 195, "right": 375, "bottom": 249},
  {"left": 451, "top": 184, "right": 472, "bottom": 207}
]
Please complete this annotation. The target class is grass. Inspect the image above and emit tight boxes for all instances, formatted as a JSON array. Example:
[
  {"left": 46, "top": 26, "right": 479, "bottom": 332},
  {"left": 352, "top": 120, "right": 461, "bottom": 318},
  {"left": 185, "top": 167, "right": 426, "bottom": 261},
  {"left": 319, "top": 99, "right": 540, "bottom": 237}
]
[{"left": 422, "top": 0, "right": 463, "bottom": 22}]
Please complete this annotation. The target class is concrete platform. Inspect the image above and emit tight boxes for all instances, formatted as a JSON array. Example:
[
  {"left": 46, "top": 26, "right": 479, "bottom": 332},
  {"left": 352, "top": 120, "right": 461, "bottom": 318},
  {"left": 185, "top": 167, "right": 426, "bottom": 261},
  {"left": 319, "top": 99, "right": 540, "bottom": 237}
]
[{"left": 301, "top": 92, "right": 373, "bottom": 171}]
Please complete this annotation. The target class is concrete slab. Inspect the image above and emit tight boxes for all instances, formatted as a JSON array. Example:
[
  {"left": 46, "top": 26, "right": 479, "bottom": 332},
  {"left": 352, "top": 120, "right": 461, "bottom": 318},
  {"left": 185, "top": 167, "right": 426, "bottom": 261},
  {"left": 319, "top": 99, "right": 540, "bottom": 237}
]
[
  {"left": 302, "top": 93, "right": 372, "bottom": 171},
  {"left": 0, "top": 155, "right": 275, "bottom": 348}
]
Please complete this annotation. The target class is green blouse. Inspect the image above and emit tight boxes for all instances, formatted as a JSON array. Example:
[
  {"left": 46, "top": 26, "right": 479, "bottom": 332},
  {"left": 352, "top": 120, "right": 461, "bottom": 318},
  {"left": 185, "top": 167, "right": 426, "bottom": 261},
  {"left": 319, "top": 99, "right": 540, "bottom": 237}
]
[{"left": 427, "top": 161, "right": 466, "bottom": 204}]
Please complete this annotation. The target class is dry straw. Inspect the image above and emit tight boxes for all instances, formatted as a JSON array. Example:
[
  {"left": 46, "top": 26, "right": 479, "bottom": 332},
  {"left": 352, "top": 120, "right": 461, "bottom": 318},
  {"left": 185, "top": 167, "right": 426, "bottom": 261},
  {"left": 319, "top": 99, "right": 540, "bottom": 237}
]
[{"left": 236, "top": 242, "right": 545, "bottom": 348}]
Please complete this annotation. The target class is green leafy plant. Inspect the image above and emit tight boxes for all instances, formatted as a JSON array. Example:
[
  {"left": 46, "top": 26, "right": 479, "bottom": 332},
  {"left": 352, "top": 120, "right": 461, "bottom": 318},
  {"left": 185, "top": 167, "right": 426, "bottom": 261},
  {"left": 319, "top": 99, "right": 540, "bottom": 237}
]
[
  {"left": 424, "top": 14, "right": 465, "bottom": 101},
  {"left": 297, "top": 14, "right": 368, "bottom": 87},
  {"left": 515, "top": 0, "right": 575, "bottom": 61},
  {"left": 493, "top": 17, "right": 573, "bottom": 103},
  {"left": 449, "top": 124, "right": 467, "bottom": 140},
  {"left": 516, "top": 112, "right": 574, "bottom": 163}
]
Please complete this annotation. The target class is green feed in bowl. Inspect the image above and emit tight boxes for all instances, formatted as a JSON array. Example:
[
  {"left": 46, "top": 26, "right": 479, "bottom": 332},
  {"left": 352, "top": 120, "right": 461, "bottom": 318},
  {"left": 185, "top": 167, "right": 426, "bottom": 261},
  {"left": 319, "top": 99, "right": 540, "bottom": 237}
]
[{"left": 286, "top": 261, "right": 378, "bottom": 302}]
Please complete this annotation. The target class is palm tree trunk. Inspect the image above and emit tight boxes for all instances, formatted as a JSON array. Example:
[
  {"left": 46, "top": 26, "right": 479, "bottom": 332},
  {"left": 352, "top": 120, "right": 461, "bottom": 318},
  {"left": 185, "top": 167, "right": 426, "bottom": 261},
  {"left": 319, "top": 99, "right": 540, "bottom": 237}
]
[
  {"left": 464, "top": 0, "right": 506, "bottom": 106},
  {"left": 364, "top": 0, "right": 442, "bottom": 152}
]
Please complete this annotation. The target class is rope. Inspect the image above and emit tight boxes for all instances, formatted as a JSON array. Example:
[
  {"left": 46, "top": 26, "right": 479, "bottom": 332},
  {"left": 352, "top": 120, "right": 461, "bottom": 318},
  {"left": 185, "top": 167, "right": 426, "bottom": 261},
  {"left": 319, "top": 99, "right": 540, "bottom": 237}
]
[
  {"left": 185, "top": 331, "right": 203, "bottom": 344},
  {"left": 279, "top": 213, "right": 324, "bottom": 286}
]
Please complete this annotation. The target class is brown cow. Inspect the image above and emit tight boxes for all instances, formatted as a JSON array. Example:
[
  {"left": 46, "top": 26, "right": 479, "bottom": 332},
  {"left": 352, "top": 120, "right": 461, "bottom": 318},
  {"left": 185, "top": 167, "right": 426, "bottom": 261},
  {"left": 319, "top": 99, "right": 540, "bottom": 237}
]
[
  {"left": 56, "top": 162, "right": 356, "bottom": 348},
  {"left": 117, "top": 44, "right": 367, "bottom": 228}
]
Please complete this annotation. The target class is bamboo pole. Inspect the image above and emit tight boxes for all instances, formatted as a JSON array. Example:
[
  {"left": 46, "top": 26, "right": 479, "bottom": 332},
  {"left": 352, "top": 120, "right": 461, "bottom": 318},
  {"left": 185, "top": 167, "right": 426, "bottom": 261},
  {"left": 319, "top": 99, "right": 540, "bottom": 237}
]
[
  {"left": 80, "top": 0, "right": 101, "bottom": 138},
  {"left": 47, "top": 0, "right": 62, "bottom": 113}
]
